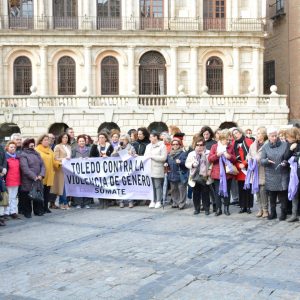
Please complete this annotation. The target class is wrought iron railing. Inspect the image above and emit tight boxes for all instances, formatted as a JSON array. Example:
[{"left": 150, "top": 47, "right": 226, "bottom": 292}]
[{"left": 0, "top": 16, "right": 264, "bottom": 32}]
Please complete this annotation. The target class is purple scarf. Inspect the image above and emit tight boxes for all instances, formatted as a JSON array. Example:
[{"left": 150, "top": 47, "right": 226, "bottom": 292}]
[
  {"left": 244, "top": 159, "right": 259, "bottom": 194},
  {"left": 288, "top": 157, "right": 299, "bottom": 201},
  {"left": 219, "top": 156, "right": 229, "bottom": 197}
]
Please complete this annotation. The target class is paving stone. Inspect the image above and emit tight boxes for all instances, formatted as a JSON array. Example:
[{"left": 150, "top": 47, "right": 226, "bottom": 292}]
[{"left": 0, "top": 205, "right": 299, "bottom": 299}]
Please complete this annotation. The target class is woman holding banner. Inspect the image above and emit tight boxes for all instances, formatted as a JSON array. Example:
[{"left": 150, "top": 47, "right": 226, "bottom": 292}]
[
  {"left": 71, "top": 135, "right": 92, "bottom": 209},
  {"left": 145, "top": 131, "right": 167, "bottom": 209},
  {"left": 90, "top": 132, "right": 114, "bottom": 158}
]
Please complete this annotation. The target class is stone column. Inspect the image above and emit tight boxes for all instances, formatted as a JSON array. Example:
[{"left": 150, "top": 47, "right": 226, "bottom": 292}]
[
  {"left": 127, "top": 46, "right": 135, "bottom": 95},
  {"left": 233, "top": 47, "right": 240, "bottom": 95},
  {"left": 251, "top": 0, "right": 258, "bottom": 18},
  {"left": 39, "top": 45, "right": 48, "bottom": 96},
  {"left": 189, "top": 0, "right": 197, "bottom": 18},
  {"left": 0, "top": 46, "right": 3, "bottom": 96},
  {"left": 252, "top": 47, "right": 259, "bottom": 95},
  {"left": 84, "top": 45, "right": 92, "bottom": 95},
  {"left": 259, "top": 48, "right": 264, "bottom": 95},
  {"left": 170, "top": 0, "right": 176, "bottom": 18},
  {"left": 231, "top": 0, "right": 238, "bottom": 18},
  {"left": 2, "top": 1, "right": 8, "bottom": 29},
  {"left": 170, "top": 46, "right": 178, "bottom": 95},
  {"left": 190, "top": 47, "right": 198, "bottom": 95}
]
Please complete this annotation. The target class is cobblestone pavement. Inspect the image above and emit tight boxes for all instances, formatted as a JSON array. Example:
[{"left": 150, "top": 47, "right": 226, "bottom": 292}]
[{"left": 1, "top": 202, "right": 300, "bottom": 300}]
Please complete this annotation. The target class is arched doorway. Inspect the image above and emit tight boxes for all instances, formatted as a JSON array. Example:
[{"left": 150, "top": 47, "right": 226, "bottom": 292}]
[
  {"left": 139, "top": 51, "right": 166, "bottom": 95},
  {"left": 98, "top": 122, "right": 120, "bottom": 134},
  {"left": 147, "top": 122, "right": 168, "bottom": 134},
  {"left": 48, "top": 123, "right": 68, "bottom": 137},
  {"left": 0, "top": 123, "right": 21, "bottom": 146}
]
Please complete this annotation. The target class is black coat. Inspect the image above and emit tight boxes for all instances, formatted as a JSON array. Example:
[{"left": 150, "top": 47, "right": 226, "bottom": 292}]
[
  {"left": 89, "top": 143, "right": 114, "bottom": 157},
  {"left": 132, "top": 138, "right": 150, "bottom": 156},
  {"left": 0, "top": 145, "right": 7, "bottom": 173}
]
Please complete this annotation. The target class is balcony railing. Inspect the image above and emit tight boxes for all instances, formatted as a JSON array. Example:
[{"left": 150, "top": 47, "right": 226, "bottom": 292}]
[
  {"left": 0, "top": 16, "right": 264, "bottom": 32},
  {"left": 0, "top": 94, "right": 287, "bottom": 109}
]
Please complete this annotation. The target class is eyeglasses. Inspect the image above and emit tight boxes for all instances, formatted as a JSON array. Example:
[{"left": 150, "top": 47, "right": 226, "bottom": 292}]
[{"left": 196, "top": 143, "right": 204, "bottom": 146}]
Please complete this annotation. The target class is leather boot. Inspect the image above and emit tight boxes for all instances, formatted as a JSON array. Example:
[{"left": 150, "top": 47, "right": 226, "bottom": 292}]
[
  {"left": 268, "top": 209, "right": 277, "bottom": 220},
  {"left": 215, "top": 208, "right": 222, "bottom": 216},
  {"left": 224, "top": 205, "right": 230, "bottom": 216},
  {"left": 279, "top": 209, "right": 287, "bottom": 221},
  {"left": 287, "top": 199, "right": 299, "bottom": 222},
  {"left": 213, "top": 204, "right": 216, "bottom": 213}
]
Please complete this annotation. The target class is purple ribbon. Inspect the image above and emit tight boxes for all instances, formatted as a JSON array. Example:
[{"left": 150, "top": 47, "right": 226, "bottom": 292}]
[
  {"left": 288, "top": 157, "right": 299, "bottom": 201},
  {"left": 219, "top": 156, "right": 229, "bottom": 197},
  {"left": 244, "top": 159, "right": 259, "bottom": 194}
]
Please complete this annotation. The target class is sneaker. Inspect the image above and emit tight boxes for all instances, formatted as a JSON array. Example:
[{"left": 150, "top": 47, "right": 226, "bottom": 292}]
[
  {"left": 60, "top": 205, "right": 66, "bottom": 210},
  {"left": 155, "top": 202, "right": 162, "bottom": 209},
  {"left": 84, "top": 205, "right": 90, "bottom": 209},
  {"left": 119, "top": 202, "right": 125, "bottom": 208},
  {"left": 76, "top": 205, "right": 81, "bottom": 209},
  {"left": 149, "top": 201, "right": 155, "bottom": 208}
]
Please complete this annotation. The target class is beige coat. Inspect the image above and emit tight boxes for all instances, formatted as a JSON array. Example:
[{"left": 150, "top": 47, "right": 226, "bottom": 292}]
[
  {"left": 247, "top": 140, "right": 266, "bottom": 185},
  {"left": 51, "top": 143, "right": 71, "bottom": 196},
  {"left": 144, "top": 141, "right": 167, "bottom": 178}
]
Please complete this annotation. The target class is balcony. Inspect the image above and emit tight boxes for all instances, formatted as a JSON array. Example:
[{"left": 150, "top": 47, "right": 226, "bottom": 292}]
[
  {"left": 0, "top": 16, "right": 264, "bottom": 32},
  {"left": 0, "top": 93, "right": 287, "bottom": 110}
]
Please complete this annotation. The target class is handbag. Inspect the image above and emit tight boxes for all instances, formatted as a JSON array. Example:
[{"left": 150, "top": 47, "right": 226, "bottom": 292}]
[
  {"left": 192, "top": 171, "right": 207, "bottom": 185},
  {"left": 0, "top": 191, "right": 9, "bottom": 206},
  {"left": 225, "top": 164, "right": 239, "bottom": 175},
  {"left": 28, "top": 180, "right": 44, "bottom": 203}
]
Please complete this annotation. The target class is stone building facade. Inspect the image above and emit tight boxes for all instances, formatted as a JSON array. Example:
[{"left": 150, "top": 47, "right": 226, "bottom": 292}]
[
  {"left": 264, "top": 0, "right": 300, "bottom": 123},
  {"left": 0, "top": 0, "right": 289, "bottom": 142}
]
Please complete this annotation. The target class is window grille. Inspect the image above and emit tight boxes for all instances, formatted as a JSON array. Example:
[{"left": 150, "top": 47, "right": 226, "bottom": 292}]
[
  {"left": 58, "top": 56, "right": 76, "bottom": 95},
  {"left": 14, "top": 56, "right": 32, "bottom": 95},
  {"left": 101, "top": 56, "right": 119, "bottom": 95},
  {"left": 206, "top": 56, "right": 223, "bottom": 95}
]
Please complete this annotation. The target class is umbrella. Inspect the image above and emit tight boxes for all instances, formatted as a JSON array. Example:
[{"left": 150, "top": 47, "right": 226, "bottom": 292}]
[{"left": 162, "top": 173, "right": 168, "bottom": 209}]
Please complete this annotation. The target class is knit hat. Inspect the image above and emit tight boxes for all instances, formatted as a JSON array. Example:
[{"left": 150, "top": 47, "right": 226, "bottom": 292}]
[{"left": 173, "top": 132, "right": 185, "bottom": 141}]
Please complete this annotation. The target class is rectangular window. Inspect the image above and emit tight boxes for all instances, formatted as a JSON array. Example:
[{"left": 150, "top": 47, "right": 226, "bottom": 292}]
[
  {"left": 264, "top": 60, "right": 275, "bottom": 94},
  {"left": 276, "top": 0, "right": 284, "bottom": 14}
]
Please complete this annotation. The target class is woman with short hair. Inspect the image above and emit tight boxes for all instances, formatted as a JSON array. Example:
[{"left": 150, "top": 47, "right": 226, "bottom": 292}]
[
  {"left": 261, "top": 128, "right": 289, "bottom": 220},
  {"left": 246, "top": 127, "right": 268, "bottom": 218},
  {"left": 208, "top": 130, "right": 236, "bottom": 216},
  {"left": 35, "top": 134, "right": 59, "bottom": 213},
  {"left": 145, "top": 131, "right": 167, "bottom": 209},
  {"left": 19, "top": 139, "right": 45, "bottom": 218}
]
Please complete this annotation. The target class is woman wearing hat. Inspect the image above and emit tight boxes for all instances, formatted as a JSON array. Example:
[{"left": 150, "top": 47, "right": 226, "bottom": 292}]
[
  {"left": 261, "top": 128, "right": 289, "bottom": 220},
  {"left": 164, "top": 137, "right": 188, "bottom": 210}
]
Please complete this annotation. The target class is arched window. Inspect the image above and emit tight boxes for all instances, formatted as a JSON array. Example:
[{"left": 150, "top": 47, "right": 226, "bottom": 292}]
[
  {"left": 14, "top": 56, "right": 32, "bottom": 95},
  {"left": 203, "top": 0, "right": 226, "bottom": 30},
  {"left": 53, "top": 0, "right": 78, "bottom": 29},
  {"left": 206, "top": 56, "right": 223, "bottom": 95},
  {"left": 97, "top": 0, "right": 121, "bottom": 29},
  {"left": 140, "top": 0, "right": 164, "bottom": 29},
  {"left": 101, "top": 56, "right": 119, "bottom": 95},
  {"left": 57, "top": 56, "right": 76, "bottom": 95},
  {"left": 9, "top": 0, "right": 33, "bottom": 29},
  {"left": 139, "top": 51, "right": 166, "bottom": 95}
]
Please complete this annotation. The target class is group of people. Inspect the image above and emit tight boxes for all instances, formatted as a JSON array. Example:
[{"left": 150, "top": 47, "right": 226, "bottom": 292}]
[{"left": 0, "top": 123, "right": 300, "bottom": 227}]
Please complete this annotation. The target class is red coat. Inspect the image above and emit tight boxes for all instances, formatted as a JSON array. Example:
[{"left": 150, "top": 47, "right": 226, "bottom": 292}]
[
  {"left": 6, "top": 156, "right": 21, "bottom": 187},
  {"left": 208, "top": 143, "right": 236, "bottom": 180},
  {"left": 233, "top": 137, "right": 253, "bottom": 181}
]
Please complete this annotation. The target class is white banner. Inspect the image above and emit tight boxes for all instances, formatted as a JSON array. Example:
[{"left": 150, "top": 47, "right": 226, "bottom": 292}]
[{"left": 62, "top": 156, "right": 153, "bottom": 200}]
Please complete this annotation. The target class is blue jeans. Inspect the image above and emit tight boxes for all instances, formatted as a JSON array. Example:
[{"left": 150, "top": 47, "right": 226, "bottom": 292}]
[{"left": 59, "top": 186, "right": 68, "bottom": 205}]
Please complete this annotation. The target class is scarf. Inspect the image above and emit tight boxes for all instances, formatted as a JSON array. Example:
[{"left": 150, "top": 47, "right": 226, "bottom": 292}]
[
  {"left": 244, "top": 158, "right": 259, "bottom": 194},
  {"left": 169, "top": 148, "right": 182, "bottom": 159},
  {"left": 190, "top": 152, "right": 208, "bottom": 178},
  {"left": 288, "top": 156, "right": 299, "bottom": 201},
  {"left": 5, "top": 152, "right": 17, "bottom": 159},
  {"left": 219, "top": 155, "right": 229, "bottom": 197}
]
